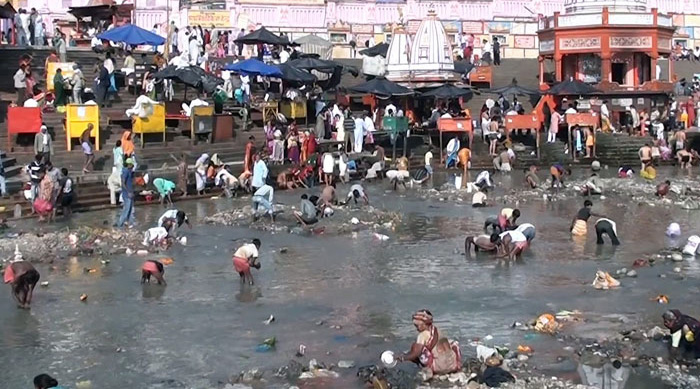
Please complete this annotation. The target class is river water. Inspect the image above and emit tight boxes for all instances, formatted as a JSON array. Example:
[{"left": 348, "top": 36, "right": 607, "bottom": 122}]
[{"left": 1, "top": 168, "right": 698, "bottom": 388}]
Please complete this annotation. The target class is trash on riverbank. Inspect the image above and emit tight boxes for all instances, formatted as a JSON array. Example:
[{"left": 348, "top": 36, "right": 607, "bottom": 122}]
[
  {"left": 79, "top": 293, "right": 88, "bottom": 302},
  {"left": 592, "top": 271, "right": 620, "bottom": 290},
  {"left": 534, "top": 313, "right": 559, "bottom": 334},
  {"left": 651, "top": 294, "right": 669, "bottom": 304}
]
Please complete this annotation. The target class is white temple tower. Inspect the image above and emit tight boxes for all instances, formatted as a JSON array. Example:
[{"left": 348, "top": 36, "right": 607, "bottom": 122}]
[
  {"left": 385, "top": 23, "right": 412, "bottom": 81},
  {"left": 408, "top": 8, "right": 455, "bottom": 81}
]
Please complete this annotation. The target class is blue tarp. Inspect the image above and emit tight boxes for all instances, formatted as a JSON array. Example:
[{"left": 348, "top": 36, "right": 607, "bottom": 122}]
[
  {"left": 97, "top": 24, "right": 165, "bottom": 46},
  {"left": 223, "top": 59, "right": 283, "bottom": 77}
]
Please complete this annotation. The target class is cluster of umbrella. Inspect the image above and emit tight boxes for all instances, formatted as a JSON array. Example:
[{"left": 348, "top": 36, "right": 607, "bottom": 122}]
[{"left": 222, "top": 57, "right": 357, "bottom": 89}]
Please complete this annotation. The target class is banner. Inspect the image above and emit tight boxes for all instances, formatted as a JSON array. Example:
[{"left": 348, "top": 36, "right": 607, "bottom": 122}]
[{"left": 188, "top": 10, "right": 231, "bottom": 28}]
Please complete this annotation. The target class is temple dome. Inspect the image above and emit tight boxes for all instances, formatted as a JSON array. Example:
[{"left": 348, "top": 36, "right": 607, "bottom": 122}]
[
  {"left": 564, "top": 0, "right": 647, "bottom": 14},
  {"left": 409, "top": 9, "right": 454, "bottom": 74},
  {"left": 385, "top": 24, "right": 412, "bottom": 81}
]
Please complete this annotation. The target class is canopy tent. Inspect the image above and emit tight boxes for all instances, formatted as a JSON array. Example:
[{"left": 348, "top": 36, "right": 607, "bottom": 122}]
[
  {"left": 286, "top": 57, "right": 358, "bottom": 76},
  {"left": 546, "top": 79, "right": 600, "bottom": 95},
  {"left": 234, "top": 27, "right": 291, "bottom": 46},
  {"left": 153, "top": 65, "right": 223, "bottom": 93},
  {"left": 278, "top": 63, "right": 317, "bottom": 85},
  {"left": 359, "top": 42, "right": 389, "bottom": 58},
  {"left": 487, "top": 78, "right": 540, "bottom": 96},
  {"left": 421, "top": 84, "right": 474, "bottom": 100},
  {"left": 97, "top": 24, "right": 165, "bottom": 46},
  {"left": 294, "top": 35, "right": 332, "bottom": 60},
  {"left": 223, "top": 59, "right": 283, "bottom": 77},
  {"left": 350, "top": 77, "right": 414, "bottom": 98}
]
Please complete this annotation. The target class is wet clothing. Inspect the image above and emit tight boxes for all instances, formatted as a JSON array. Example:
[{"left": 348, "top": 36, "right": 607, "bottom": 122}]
[
  {"left": 142, "top": 260, "right": 164, "bottom": 274},
  {"left": 515, "top": 223, "right": 536, "bottom": 242},
  {"left": 416, "top": 325, "right": 462, "bottom": 375},
  {"left": 299, "top": 198, "right": 318, "bottom": 224},
  {"left": 595, "top": 218, "right": 619, "bottom": 245},
  {"left": 233, "top": 243, "right": 259, "bottom": 274},
  {"left": 472, "top": 191, "right": 487, "bottom": 207},
  {"left": 666, "top": 310, "right": 700, "bottom": 353},
  {"left": 154, "top": 178, "right": 176, "bottom": 197},
  {"left": 572, "top": 207, "right": 592, "bottom": 236}
]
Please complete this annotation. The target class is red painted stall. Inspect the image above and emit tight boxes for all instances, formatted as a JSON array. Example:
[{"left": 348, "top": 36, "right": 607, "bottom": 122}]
[
  {"left": 437, "top": 117, "right": 473, "bottom": 162},
  {"left": 505, "top": 114, "right": 542, "bottom": 158},
  {"left": 7, "top": 107, "right": 42, "bottom": 151}
]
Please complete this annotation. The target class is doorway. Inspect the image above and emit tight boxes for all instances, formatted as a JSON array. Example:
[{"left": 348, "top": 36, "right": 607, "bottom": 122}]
[{"left": 612, "top": 63, "right": 626, "bottom": 84}]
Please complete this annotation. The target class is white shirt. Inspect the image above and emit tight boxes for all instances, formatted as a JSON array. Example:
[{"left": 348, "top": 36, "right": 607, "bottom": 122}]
[
  {"left": 322, "top": 153, "right": 335, "bottom": 173},
  {"left": 63, "top": 177, "right": 73, "bottom": 194},
  {"left": 23, "top": 99, "right": 38, "bottom": 107},
  {"left": 500, "top": 230, "right": 527, "bottom": 243},
  {"left": 91, "top": 36, "right": 101, "bottom": 48},
  {"left": 601, "top": 103, "right": 610, "bottom": 118},
  {"left": 279, "top": 50, "right": 290, "bottom": 63},
  {"left": 595, "top": 218, "right": 617, "bottom": 236},
  {"left": 396, "top": 109, "right": 404, "bottom": 117},
  {"left": 475, "top": 171, "right": 492, "bottom": 187},
  {"left": 481, "top": 42, "right": 492, "bottom": 55},
  {"left": 144, "top": 227, "right": 169, "bottom": 245},
  {"left": 385, "top": 104, "right": 397, "bottom": 116},
  {"left": 472, "top": 191, "right": 487, "bottom": 205},
  {"left": 515, "top": 223, "right": 535, "bottom": 233},
  {"left": 354, "top": 117, "right": 365, "bottom": 133},
  {"left": 104, "top": 58, "right": 114, "bottom": 74},
  {"left": 215, "top": 169, "right": 237, "bottom": 187},
  {"left": 253, "top": 184, "right": 274, "bottom": 203},
  {"left": 424, "top": 151, "right": 433, "bottom": 166},
  {"left": 565, "top": 107, "right": 577, "bottom": 115},
  {"left": 158, "top": 209, "right": 179, "bottom": 227},
  {"left": 234, "top": 243, "right": 259, "bottom": 260},
  {"left": 363, "top": 117, "right": 375, "bottom": 132},
  {"left": 347, "top": 184, "right": 365, "bottom": 199}
]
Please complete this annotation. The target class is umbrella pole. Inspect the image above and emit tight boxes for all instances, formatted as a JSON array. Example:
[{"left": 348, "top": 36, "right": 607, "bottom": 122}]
[
  {"left": 440, "top": 132, "right": 444, "bottom": 165},
  {"left": 392, "top": 136, "right": 397, "bottom": 161},
  {"left": 536, "top": 126, "right": 541, "bottom": 160},
  {"left": 403, "top": 131, "right": 408, "bottom": 158}
]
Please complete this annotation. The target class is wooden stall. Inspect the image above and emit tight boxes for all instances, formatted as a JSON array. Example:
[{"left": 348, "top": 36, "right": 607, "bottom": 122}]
[
  {"left": 65, "top": 104, "right": 100, "bottom": 151},
  {"left": 437, "top": 117, "right": 473, "bottom": 162},
  {"left": 7, "top": 107, "right": 42, "bottom": 151},
  {"left": 566, "top": 112, "right": 599, "bottom": 160},
  {"left": 46, "top": 62, "right": 76, "bottom": 91},
  {"left": 132, "top": 103, "right": 166, "bottom": 147},
  {"left": 212, "top": 114, "right": 235, "bottom": 143},
  {"left": 505, "top": 114, "right": 541, "bottom": 158},
  {"left": 468, "top": 66, "right": 492, "bottom": 88},
  {"left": 280, "top": 99, "right": 307, "bottom": 124},
  {"left": 191, "top": 106, "right": 215, "bottom": 142}
]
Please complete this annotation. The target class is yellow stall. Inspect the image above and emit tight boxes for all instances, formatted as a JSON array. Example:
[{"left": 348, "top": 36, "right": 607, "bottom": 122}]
[
  {"left": 191, "top": 106, "right": 215, "bottom": 141},
  {"left": 65, "top": 104, "right": 100, "bottom": 151},
  {"left": 280, "top": 99, "right": 307, "bottom": 124},
  {"left": 132, "top": 103, "right": 166, "bottom": 147},
  {"left": 46, "top": 62, "right": 76, "bottom": 91}
]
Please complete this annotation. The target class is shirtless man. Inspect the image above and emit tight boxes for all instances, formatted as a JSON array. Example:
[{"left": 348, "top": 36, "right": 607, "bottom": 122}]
[
  {"left": 276, "top": 168, "right": 297, "bottom": 190},
  {"left": 638, "top": 142, "right": 652, "bottom": 171},
  {"left": 524, "top": 166, "right": 539, "bottom": 189},
  {"left": 4, "top": 261, "right": 40, "bottom": 309},
  {"left": 657, "top": 180, "right": 671, "bottom": 197},
  {"left": 677, "top": 147, "right": 693, "bottom": 170},
  {"left": 675, "top": 129, "right": 687, "bottom": 156},
  {"left": 465, "top": 234, "right": 497, "bottom": 255}
]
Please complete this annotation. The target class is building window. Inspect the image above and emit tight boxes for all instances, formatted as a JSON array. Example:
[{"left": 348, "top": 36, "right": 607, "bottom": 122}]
[{"left": 580, "top": 54, "right": 601, "bottom": 83}]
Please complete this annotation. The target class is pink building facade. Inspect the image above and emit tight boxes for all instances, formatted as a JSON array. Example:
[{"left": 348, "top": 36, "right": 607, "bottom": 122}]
[{"left": 22, "top": 0, "right": 700, "bottom": 58}]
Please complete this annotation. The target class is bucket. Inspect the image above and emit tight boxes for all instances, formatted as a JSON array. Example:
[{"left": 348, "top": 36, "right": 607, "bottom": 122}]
[{"left": 683, "top": 235, "right": 700, "bottom": 256}]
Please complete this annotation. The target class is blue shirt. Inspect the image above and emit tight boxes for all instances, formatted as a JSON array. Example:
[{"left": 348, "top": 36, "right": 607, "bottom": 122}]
[
  {"left": 121, "top": 167, "right": 134, "bottom": 194},
  {"left": 252, "top": 160, "right": 268, "bottom": 188}
]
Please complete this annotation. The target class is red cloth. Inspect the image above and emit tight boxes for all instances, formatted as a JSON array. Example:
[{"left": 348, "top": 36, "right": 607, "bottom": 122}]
[
  {"left": 233, "top": 256, "right": 250, "bottom": 273},
  {"left": 142, "top": 261, "right": 160, "bottom": 274},
  {"left": 306, "top": 134, "right": 317, "bottom": 156},
  {"left": 34, "top": 198, "right": 53, "bottom": 214},
  {"left": 498, "top": 214, "right": 508, "bottom": 229},
  {"left": 4, "top": 265, "right": 15, "bottom": 284}
]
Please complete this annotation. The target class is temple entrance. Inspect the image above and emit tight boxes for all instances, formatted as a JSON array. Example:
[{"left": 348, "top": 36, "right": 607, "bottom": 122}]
[{"left": 611, "top": 62, "right": 626, "bottom": 84}]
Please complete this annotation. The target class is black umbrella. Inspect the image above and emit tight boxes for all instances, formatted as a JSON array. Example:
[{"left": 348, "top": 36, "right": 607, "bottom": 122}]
[
  {"left": 234, "top": 27, "right": 291, "bottom": 46},
  {"left": 287, "top": 58, "right": 359, "bottom": 76},
  {"left": 421, "top": 84, "right": 474, "bottom": 100},
  {"left": 546, "top": 79, "right": 600, "bottom": 95},
  {"left": 487, "top": 78, "right": 540, "bottom": 96},
  {"left": 350, "top": 77, "right": 414, "bottom": 98},
  {"left": 359, "top": 42, "right": 389, "bottom": 57},
  {"left": 452, "top": 61, "right": 475, "bottom": 75},
  {"left": 278, "top": 63, "right": 316, "bottom": 85},
  {"left": 153, "top": 65, "right": 222, "bottom": 93}
]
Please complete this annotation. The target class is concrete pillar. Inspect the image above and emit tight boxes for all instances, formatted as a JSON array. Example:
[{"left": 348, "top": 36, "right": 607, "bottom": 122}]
[{"left": 555, "top": 55, "right": 563, "bottom": 82}]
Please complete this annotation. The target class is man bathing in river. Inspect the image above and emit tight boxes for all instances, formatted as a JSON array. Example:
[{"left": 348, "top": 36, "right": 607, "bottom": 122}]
[
  {"left": 158, "top": 209, "right": 191, "bottom": 235},
  {"left": 524, "top": 166, "right": 539, "bottom": 188},
  {"left": 484, "top": 208, "right": 520, "bottom": 234},
  {"left": 550, "top": 164, "right": 571, "bottom": 188},
  {"left": 595, "top": 218, "right": 620, "bottom": 245},
  {"left": 492, "top": 229, "right": 529, "bottom": 261},
  {"left": 233, "top": 239, "right": 262, "bottom": 285},
  {"left": 344, "top": 183, "right": 369, "bottom": 205},
  {"left": 657, "top": 180, "right": 671, "bottom": 197},
  {"left": 141, "top": 259, "right": 166, "bottom": 285},
  {"left": 571, "top": 200, "right": 605, "bottom": 236},
  {"left": 4, "top": 261, "right": 40, "bottom": 309},
  {"left": 465, "top": 234, "right": 498, "bottom": 254}
]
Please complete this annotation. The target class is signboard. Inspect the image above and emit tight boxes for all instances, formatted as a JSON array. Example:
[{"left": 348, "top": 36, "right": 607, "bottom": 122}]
[
  {"left": 462, "top": 21, "right": 483, "bottom": 34},
  {"left": 237, "top": 0, "right": 323, "bottom": 3},
  {"left": 188, "top": 10, "right": 231, "bottom": 28},
  {"left": 514, "top": 35, "right": 535, "bottom": 49}
]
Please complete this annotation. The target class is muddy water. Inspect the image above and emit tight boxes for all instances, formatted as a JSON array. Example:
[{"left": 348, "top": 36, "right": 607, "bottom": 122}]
[{"left": 1, "top": 168, "right": 699, "bottom": 388}]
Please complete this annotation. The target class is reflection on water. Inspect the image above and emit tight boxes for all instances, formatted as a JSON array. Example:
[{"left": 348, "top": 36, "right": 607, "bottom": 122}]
[{"left": 1, "top": 169, "right": 700, "bottom": 388}]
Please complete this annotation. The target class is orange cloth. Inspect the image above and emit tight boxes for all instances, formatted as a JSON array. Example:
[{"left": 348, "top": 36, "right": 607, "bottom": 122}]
[
  {"left": 458, "top": 148, "right": 471, "bottom": 167},
  {"left": 233, "top": 256, "right": 250, "bottom": 273},
  {"left": 141, "top": 260, "right": 160, "bottom": 274},
  {"left": 121, "top": 131, "right": 134, "bottom": 156},
  {"left": 3, "top": 265, "right": 15, "bottom": 284}
]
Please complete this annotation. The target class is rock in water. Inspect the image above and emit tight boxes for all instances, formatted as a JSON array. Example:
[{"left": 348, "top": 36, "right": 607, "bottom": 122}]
[{"left": 338, "top": 360, "right": 355, "bottom": 368}]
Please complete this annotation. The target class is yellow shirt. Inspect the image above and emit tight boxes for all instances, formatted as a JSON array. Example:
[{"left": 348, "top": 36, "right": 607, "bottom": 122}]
[
  {"left": 681, "top": 112, "right": 689, "bottom": 128},
  {"left": 500, "top": 208, "right": 513, "bottom": 219}
]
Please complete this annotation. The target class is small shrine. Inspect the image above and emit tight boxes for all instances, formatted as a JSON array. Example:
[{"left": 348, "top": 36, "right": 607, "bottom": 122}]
[{"left": 537, "top": 0, "right": 675, "bottom": 92}]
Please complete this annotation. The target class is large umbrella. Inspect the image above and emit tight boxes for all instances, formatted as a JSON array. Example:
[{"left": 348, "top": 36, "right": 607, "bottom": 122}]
[
  {"left": 421, "top": 84, "right": 474, "bottom": 100},
  {"left": 234, "top": 27, "right": 291, "bottom": 46},
  {"left": 0, "top": 0, "right": 16, "bottom": 19},
  {"left": 287, "top": 57, "right": 359, "bottom": 76},
  {"left": 223, "top": 59, "right": 283, "bottom": 77},
  {"left": 294, "top": 35, "right": 332, "bottom": 59},
  {"left": 278, "top": 63, "right": 316, "bottom": 85},
  {"left": 97, "top": 23, "right": 165, "bottom": 46},
  {"left": 546, "top": 79, "right": 600, "bottom": 95},
  {"left": 359, "top": 42, "right": 389, "bottom": 57},
  {"left": 350, "top": 77, "right": 414, "bottom": 98},
  {"left": 153, "top": 65, "right": 222, "bottom": 92},
  {"left": 452, "top": 61, "right": 475, "bottom": 75},
  {"left": 487, "top": 78, "right": 540, "bottom": 96}
]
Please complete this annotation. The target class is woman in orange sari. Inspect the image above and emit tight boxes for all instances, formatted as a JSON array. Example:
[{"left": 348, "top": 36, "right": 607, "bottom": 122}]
[
  {"left": 121, "top": 131, "right": 135, "bottom": 157},
  {"left": 395, "top": 310, "right": 462, "bottom": 380}
]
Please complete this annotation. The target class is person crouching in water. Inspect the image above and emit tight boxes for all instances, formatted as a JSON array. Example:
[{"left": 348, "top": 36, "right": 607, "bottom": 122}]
[
  {"left": 550, "top": 164, "right": 571, "bottom": 189},
  {"left": 657, "top": 180, "right": 671, "bottom": 197},
  {"left": 4, "top": 261, "right": 40, "bottom": 309},
  {"left": 465, "top": 234, "right": 498, "bottom": 255},
  {"left": 524, "top": 166, "right": 539, "bottom": 189},
  {"left": 233, "top": 239, "right": 261, "bottom": 285},
  {"left": 393, "top": 310, "right": 462, "bottom": 380},
  {"left": 571, "top": 200, "right": 606, "bottom": 236},
  {"left": 492, "top": 229, "right": 528, "bottom": 261},
  {"left": 580, "top": 173, "right": 603, "bottom": 196},
  {"left": 595, "top": 218, "right": 620, "bottom": 245},
  {"left": 663, "top": 309, "right": 700, "bottom": 360},
  {"left": 141, "top": 260, "right": 166, "bottom": 285},
  {"left": 143, "top": 225, "right": 172, "bottom": 249}
]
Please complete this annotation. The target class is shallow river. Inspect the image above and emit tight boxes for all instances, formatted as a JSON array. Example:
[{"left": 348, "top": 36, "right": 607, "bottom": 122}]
[{"left": 1, "top": 168, "right": 698, "bottom": 388}]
